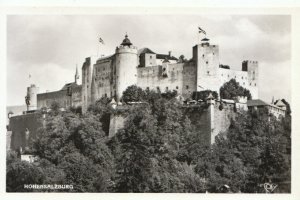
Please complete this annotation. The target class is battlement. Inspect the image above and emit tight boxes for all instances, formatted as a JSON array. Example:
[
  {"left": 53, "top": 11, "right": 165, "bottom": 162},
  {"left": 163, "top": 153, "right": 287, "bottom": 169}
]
[
  {"left": 242, "top": 60, "right": 259, "bottom": 71},
  {"left": 116, "top": 45, "right": 138, "bottom": 54}
]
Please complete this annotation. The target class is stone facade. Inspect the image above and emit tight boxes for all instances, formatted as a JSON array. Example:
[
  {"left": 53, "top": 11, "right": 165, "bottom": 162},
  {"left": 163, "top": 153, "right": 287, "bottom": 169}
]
[
  {"left": 7, "top": 34, "right": 263, "bottom": 151},
  {"left": 37, "top": 82, "right": 82, "bottom": 109},
  {"left": 80, "top": 35, "right": 258, "bottom": 111},
  {"left": 8, "top": 112, "right": 43, "bottom": 152}
]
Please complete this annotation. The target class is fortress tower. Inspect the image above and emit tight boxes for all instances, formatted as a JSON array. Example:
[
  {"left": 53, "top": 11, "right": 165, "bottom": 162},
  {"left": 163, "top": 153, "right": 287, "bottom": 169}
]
[
  {"left": 82, "top": 56, "right": 98, "bottom": 112},
  {"left": 25, "top": 84, "right": 39, "bottom": 111},
  {"left": 193, "top": 38, "right": 220, "bottom": 93},
  {"left": 115, "top": 34, "right": 138, "bottom": 101},
  {"left": 242, "top": 60, "right": 259, "bottom": 99}
]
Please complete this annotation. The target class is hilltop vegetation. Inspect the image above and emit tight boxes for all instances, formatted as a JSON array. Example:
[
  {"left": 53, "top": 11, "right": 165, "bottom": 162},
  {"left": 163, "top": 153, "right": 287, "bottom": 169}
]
[{"left": 6, "top": 86, "right": 291, "bottom": 193}]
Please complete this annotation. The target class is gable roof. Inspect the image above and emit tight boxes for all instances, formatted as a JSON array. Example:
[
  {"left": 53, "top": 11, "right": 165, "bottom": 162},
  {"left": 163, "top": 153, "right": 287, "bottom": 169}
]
[
  {"left": 156, "top": 54, "right": 178, "bottom": 60},
  {"left": 247, "top": 99, "right": 269, "bottom": 107},
  {"left": 138, "top": 47, "right": 156, "bottom": 55},
  {"left": 61, "top": 82, "right": 79, "bottom": 91},
  {"left": 274, "top": 99, "right": 286, "bottom": 107}
]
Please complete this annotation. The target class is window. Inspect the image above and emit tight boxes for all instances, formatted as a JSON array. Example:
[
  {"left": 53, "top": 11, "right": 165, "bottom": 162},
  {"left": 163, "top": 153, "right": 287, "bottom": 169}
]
[
  {"left": 206, "top": 61, "right": 208, "bottom": 64},
  {"left": 186, "top": 85, "right": 189, "bottom": 89},
  {"left": 255, "top": 83, "right": 256, "bottom": 86},
  {"left": 250, "top": 83, "right": 252, "bottom": 86},
  {"left": 242, "top": 76, "right": 244, "bottom": 79},
  {"left": 150, "top": 62, "right": 152, "bottom": 65},
  {"left": 202, "top": 54, "right": 205, "bottom": 58},
  {"left": 166, "top": 87, "right": 169, "bottom": 91},
  {"left": 150, "top": 55, "right": 152, "bottom": 59},
  {"left": 207, "top": 71, "right": 210, "bottom": 75},
  {"left": 146, "top": 87, "right": 149, "bottom": 90},
  {"left": 176, "top": 86, "right": 179, "bottom": 89}
]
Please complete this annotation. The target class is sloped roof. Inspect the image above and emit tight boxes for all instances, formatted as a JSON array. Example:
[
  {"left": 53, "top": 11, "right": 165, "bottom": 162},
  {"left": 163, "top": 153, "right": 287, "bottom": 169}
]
[
  {"left": 61, "top": 82, "right": 79, "bottom": 91},
  {"left": 156, "top": 54, "right": 178, "bottom": 60},
  {"left": 275, "top": 99, "right": 286, "bottom": 107},
  {"left": 121, "top": 34, "right": 132, "bottom": 46},
  {"left": 96, "top": 54, "right": 114, "bottom": 62},
  {"left": 247, "top": 99, "right": 269, "bottom": 107},
  {"left": 138, "top": 47, "right": 156, "bottom": 54},
  {"left": 162, "top": 57, "right": 170, "bottom": 63}
]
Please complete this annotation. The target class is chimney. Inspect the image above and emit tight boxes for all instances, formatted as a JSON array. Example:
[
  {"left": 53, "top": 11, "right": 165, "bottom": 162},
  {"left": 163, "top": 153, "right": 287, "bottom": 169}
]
[{"left": 168, "top": 51, "right": 171, "bottom": 57}]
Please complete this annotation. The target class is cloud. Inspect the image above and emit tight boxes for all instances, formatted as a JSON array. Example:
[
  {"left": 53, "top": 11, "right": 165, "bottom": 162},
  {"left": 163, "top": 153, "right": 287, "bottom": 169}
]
[{"left": 6, "top": 15, "right": 291, "bottom": 105}]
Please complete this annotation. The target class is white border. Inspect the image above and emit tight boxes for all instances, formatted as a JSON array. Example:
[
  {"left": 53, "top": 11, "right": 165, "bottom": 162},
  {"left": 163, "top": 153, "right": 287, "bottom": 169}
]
[{"left": 0, "top": 5, "right": 299, "bottom": 200}]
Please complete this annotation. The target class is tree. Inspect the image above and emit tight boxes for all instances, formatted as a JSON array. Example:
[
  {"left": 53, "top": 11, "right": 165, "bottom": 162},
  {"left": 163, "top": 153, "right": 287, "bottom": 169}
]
[
  {"left": 281, "top": 99, "right": 291, "bottom": 115},
  {"left": 88, "top": 96, "right": 113, "bottom": 135},
  {"left": 194, "top": 109, "right": 291, "bottom": 193},
  {"left": 6, "top": 152, "right": 44, "bottom": 192},
  {"left": 114, "top": 105, "right": 156, "bottom": 192},
  {"left": 220, "top": 79, "right": 252, "bottom": 100},
  {"left": 32, "top": 109, "right": 115, "bottom": 192},
  {"left": 122, "top": 85, "right": 146, "bottom": 103},
  {"left": 178, "top": 55, "right": 188, "bottom": 63},
  {"left": 192, "top": 90, "right": 218, "bottom": 101}
]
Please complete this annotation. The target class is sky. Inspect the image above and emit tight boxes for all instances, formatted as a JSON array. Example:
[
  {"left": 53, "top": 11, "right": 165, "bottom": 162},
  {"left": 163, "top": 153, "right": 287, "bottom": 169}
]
[{"left": 6, "top": 15, "right": 291, "bottom": 106}]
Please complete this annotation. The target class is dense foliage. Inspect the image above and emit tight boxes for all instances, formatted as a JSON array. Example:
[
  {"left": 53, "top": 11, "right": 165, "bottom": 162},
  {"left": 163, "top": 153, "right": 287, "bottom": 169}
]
[
  {"left": 7, "top": 86, "right": 291, "bottom": 193},
  {"left": 192, "top": 90, "right": 218, "bottom": 101},
  {"left": 220, "top": 79, "right": 252, "bottom": 100}
]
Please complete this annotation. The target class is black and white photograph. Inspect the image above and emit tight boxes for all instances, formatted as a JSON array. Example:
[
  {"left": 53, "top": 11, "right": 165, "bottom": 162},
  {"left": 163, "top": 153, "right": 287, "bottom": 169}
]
[{"left": 2, "top": 8, "right": 297, "bottom": 197}]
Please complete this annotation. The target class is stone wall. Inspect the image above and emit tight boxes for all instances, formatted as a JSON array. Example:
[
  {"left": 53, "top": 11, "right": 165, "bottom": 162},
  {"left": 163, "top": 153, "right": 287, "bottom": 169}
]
[
  {"left": 109, "top": 114, "right": 125, "bottom": 138},
  {"left": 137, "top": 63, "right": 185, "bottom": 94},
  {"left": 37, "top": 90, "right": 69, "bottom": 109},
  {"left": 108, "top": 102, "right": 238, "bottom": 146},
  {"left": 8, "top": 112, "right": 43, "bottom": 152},
  {"left": 93, "top": 56, "right": 114, "bottom": 101}
]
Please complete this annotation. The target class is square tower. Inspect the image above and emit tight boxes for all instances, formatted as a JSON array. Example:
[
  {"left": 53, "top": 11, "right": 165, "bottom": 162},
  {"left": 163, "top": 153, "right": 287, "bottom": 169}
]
[
  {"left": 193, "top": 38, "right": 220, "bottom": 93},
  {"left": 242, "top": 60, "right": 259, "bottom": 99}
]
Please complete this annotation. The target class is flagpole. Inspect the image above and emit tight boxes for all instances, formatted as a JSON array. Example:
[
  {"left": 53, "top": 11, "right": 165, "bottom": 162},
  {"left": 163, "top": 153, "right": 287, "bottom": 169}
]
[{"left": 97, "top": 43, "right": 100, "bottom": 58}]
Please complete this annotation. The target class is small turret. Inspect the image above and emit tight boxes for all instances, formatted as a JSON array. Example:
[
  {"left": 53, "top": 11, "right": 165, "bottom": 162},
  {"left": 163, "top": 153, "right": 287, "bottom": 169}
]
[
  {"left": 201, "top": 37, "right": 210, "bottom": 46},
  {"left": 206, "top": 92, "right": 215, "bottom": 105},
  {"left": 115, "top": 34, "right": 138, "bottom": 101},
  {"left": 25, "top": 84, "right": 39, "bottom": 111},
  {"left": 75, "top": 65, "right": 79, "bottom": 84},
  {"left": 120, "top": 34, "right": 132, "bottom": 47}
]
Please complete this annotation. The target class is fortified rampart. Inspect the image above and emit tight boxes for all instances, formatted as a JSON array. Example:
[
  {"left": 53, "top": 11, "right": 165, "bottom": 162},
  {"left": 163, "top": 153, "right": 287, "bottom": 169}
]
[
  {"left": 107, "top": 99, "right": 245, "bottom": 144},
  {"left": 8, "top": 112, "right": 43, "bottom": 152}
]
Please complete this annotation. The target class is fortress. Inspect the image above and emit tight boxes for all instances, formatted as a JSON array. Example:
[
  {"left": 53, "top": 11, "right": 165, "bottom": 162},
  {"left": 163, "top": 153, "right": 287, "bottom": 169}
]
[
  {"left": 80, "top": 34, "right": 258, "bottom": 112},
  {"left": 7, "top": 34, "right": 287, "bottom": 155},
  {"left": 31, "top": 34, "right": 258, "bottom": 112}
]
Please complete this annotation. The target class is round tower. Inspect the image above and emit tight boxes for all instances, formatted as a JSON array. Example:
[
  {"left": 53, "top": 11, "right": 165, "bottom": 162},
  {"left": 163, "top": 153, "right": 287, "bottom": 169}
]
[
  {"left": 25, "top": 84, "right": 39, "bottom": 111},
  {"left": 115, "top": 34, "right": 138, "bottom": 101}
]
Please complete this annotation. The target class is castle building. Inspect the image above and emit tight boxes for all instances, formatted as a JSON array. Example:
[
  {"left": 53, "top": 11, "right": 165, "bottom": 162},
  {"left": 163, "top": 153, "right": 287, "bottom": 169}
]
[
  {"left": 36, "top": 69, "right": 82, "bottom": 109},
  {"left": 7, "top": 33, "right": 288, "bottom": 154},
  {"left": 80, "top": 34, "right": 259, "bottom": 112}
]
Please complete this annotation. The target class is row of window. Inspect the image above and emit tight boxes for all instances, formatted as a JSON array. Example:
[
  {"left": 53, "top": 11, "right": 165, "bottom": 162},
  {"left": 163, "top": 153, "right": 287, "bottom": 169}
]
[
  {"left": 146, "top": 85, "right": 189, "bottom": 91},
  {"left": 221, "top": 74, "right": 248, "bottom": 80}
]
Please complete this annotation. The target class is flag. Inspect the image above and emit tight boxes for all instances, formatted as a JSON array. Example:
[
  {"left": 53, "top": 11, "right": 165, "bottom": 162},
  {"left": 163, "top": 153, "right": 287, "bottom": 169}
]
[
  {"left": 198, "top": 27, "right": 206, "bottom": 35},
  {"left": 99, "top": 37, "right": 105, "bottom": 44}
]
